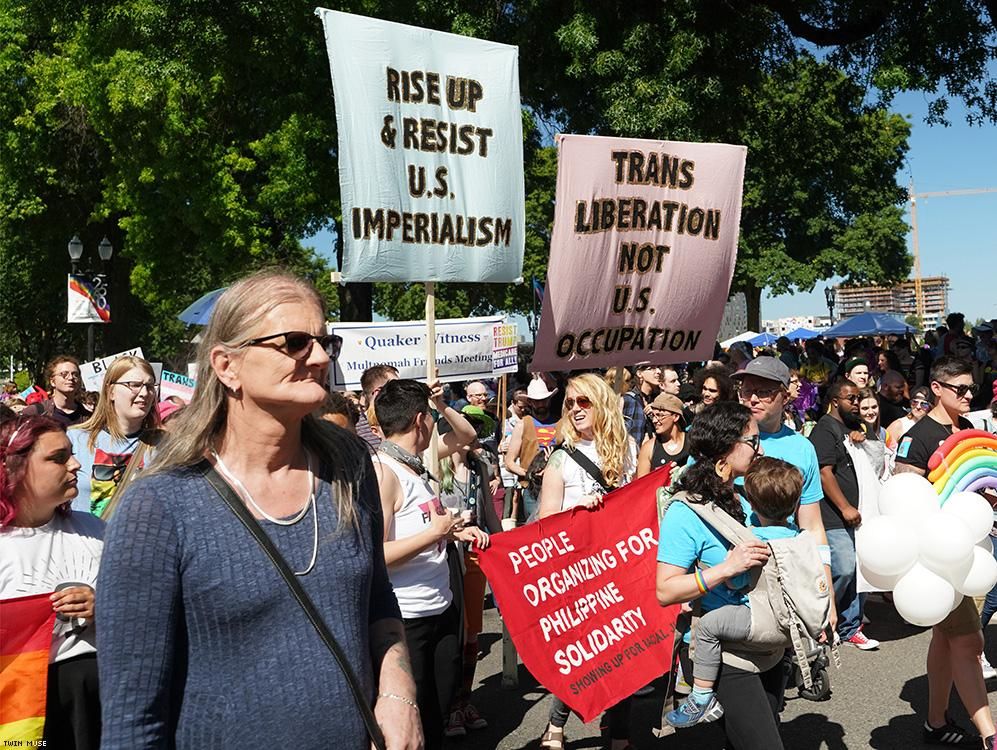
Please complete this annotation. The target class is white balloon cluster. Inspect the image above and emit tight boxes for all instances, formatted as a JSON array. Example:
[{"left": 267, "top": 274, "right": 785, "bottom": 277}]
[{"left": 856, "top": 473, "right": 997, "bottom": 627}]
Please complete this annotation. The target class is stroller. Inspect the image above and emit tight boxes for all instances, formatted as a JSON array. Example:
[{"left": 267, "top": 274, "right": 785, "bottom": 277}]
[{"left": 787, "top": 631, "right": 840, "bottom": 702}]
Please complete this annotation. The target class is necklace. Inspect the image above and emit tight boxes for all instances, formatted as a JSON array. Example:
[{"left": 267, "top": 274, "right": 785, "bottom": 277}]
[{"left": 212, "top": 450, "right": 319, "bottom": 576}]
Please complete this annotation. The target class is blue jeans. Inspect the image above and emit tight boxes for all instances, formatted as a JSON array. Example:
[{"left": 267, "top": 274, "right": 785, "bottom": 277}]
[
  {"left": 827, "top": 527, "right": 861, "bottom": 639},
  {"left": 982, "top": 535, "right": 997, "bottom": 629}
]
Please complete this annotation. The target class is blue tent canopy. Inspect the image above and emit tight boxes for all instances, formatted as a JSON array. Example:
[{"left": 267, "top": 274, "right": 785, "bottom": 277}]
[
  {"left": 784, "top": 327, "right": 821, "bottom": 341},
  {"left": 821, "top": 312, "right": 912, "bottom": 338},
  {"left": 749, "top": 332, "right": 778, "bottom": 346},
  {"left": 178, "top": 288, "right": 227, "bottom": 325}
]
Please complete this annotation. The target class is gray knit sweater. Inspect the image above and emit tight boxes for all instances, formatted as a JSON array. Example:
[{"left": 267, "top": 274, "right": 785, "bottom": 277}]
[{"left": 96, "top": 456, "right": 399, "bottom": 749}]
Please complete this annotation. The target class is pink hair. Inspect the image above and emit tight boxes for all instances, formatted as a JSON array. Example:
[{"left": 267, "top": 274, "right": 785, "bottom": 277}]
[{"left": 0, "top": 415, "right": 67, "bottom": 527}]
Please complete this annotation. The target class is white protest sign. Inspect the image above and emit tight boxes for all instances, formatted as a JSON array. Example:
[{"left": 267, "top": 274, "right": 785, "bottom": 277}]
[
  {"left": 160, "top": 370, "right": 196, "bottom": 403},
  {"left": 318, "top": 9, "right": 525, "bottom": 282},
  {"left": 329, "top": 316, "right": 506, "bottom": 390},
  {"left": 80, "top": 348, "right": 143, "bottom": 392}
]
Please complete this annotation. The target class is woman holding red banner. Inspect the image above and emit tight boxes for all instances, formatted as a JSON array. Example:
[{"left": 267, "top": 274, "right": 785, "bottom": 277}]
[
  {"left": 656, "top": 402, "right": 788, "bottom": 749},
  {"left": 536, "top": 373, "right": 637, "bottom": 750},
  {"left": 0, "top": 414, "right": 105, "bottom": 749}
]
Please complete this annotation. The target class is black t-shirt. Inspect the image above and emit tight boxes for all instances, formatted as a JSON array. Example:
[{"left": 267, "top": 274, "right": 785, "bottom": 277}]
[
  {"left": 21, "top": 398, "right": 91, "bottom": 428},
  {"left": 879, "top": 395, "right": 910, "bottom": 430},
  {"left": 895, "top": 414, "right": 974, "bottom": 472},
  {"left": 809, "top": 414, "right": 859, "bottom": 531}
]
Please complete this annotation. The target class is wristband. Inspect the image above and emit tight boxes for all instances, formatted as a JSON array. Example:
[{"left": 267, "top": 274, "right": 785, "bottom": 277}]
[
  {"left": 378, "top": 692, "right": 419, "bottom": 710},
  {"left": 694, "top": 569, "right": 710, "bottom": 594},
  {"left": 817, "top": 544, "right": 831, "bottom": 566}
]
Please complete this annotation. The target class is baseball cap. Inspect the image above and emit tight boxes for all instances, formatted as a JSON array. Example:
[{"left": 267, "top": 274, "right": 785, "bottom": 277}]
[{"left": 730, "top": 356, "right": 790, "bottom": 388}]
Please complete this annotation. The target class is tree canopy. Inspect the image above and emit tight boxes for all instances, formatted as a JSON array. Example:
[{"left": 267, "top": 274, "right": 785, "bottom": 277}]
[{"left": 2, "top": 0, "right": 994, "bottom": 375}]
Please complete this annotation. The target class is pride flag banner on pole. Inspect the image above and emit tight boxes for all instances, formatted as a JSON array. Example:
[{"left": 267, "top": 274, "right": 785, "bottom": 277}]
[
  {"left": 67, "top": 273, "right": 111, "bottom": 324},
  {"left": 0, "top": 593, "right": 56, "bottom": 742}
]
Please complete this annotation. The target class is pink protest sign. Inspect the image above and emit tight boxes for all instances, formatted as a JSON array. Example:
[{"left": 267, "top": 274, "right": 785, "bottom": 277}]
[{"left": 532, "top": 135, "right": 746, "bottom": 370}]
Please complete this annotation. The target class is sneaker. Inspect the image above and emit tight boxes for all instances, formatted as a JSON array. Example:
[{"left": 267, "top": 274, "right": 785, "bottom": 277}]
[
  {"left": 982, "top": 655, "right": 997, "bottom": 680},
  {"left": 846, "top": 628, "right": 880, "bottom": 651},
  {"left": 923, "top": 719, "right": 976, "bottom": 746},
  {"left": 444, "top": 709, "right": 466, "bottom": 737},
  {"left": 664, "top": 693, "right": 724, "bottom": 729},
  {"left": 461, "top": 703, "right": 487, "bottom": 731}
]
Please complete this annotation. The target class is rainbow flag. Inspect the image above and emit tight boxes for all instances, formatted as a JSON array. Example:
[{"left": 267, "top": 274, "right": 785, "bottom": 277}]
[{"left": 0, "top": 593, "right": 56, "bottom": 742}]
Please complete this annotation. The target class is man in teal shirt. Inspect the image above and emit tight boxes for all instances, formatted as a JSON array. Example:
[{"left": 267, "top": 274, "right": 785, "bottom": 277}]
[{"left": 731, "top": 356, "right": 836, "bottom": 629}]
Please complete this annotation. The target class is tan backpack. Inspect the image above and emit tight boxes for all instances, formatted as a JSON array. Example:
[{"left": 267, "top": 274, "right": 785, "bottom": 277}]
[{"left": 668, "top": 492, "right": 832, "bottom": 691}]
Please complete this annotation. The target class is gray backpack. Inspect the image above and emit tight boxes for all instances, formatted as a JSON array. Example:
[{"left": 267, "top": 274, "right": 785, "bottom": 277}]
[{"left": 667, "top": 492, "right": 832, "bottom": 690}]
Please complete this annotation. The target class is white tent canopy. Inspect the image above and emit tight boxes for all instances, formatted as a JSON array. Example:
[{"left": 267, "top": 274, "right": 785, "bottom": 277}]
[{"left": 721, "top": 330, "right": 759, "bottom": 348}]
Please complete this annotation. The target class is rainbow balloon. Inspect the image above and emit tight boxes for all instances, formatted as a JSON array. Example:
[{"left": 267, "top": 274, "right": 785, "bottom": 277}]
[{"left": 927, "top": 430, "right": 997, "bottom": 503}]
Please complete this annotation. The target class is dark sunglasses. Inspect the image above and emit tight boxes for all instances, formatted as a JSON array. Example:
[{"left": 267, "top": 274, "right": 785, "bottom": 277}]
[
  {"left": 936, "top": 381, "right": 979, "bottom": 399},
  {"left": 242, "top": 331, "right": 343, "bottom": 360},
  {"left": 564, "top": 395, "right": 593, "bottom": 411},
  {"left": 738, "top": 434, "right": 761, "bottom": 452},
  {"left": 911, "top": 398, "right": 931, "bottom": 411},
  {"left": 838, "top": 394, "right": 861, "bottom": 404}
]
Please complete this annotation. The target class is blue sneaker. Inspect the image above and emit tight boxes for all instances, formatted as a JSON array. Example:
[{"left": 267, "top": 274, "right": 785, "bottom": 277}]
[{"left": 664, "top": 693, "right": 724, "bottom": 728}]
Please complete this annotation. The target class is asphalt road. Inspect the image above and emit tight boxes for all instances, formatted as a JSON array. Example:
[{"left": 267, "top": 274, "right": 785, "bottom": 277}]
[{"left": 450, "top": 594, "right": 997, "bottom": 749}]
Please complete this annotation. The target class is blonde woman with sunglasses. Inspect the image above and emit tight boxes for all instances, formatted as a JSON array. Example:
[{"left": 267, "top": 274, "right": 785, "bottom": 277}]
[
  {"left": 67, "top": 356, "right": 159, "bottom": 516},
  {"left": 536, "top": 372, "right": 637, "bottom": 750}
]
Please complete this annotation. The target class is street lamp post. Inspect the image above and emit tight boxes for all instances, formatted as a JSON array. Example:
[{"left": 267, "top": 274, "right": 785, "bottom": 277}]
[
  {"left": 67, "top": 234, "right": 113, "bottom": 361},
  {"left": 824, "top": 286, "right": 837, "bottom": 324}
]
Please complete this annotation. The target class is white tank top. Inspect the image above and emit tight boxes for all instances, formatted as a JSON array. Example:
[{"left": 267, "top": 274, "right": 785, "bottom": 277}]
[
  {"left": 559, "top": 438, "right": 637, "bottom": 511},
  {"left": 379, "top": 454, "right": 452, "bottom": 618}
]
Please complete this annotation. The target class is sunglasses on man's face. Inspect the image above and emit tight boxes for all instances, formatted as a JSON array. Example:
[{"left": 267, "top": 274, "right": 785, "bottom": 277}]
[
  {"left": 936, "top": 381, "right": 979, "bottom": 400},
  {"left": 242, "top": 331, "right": 343, "bottom": 360},
  {"left": 563, "top": 395, "right": 593, "bottom": 411}
]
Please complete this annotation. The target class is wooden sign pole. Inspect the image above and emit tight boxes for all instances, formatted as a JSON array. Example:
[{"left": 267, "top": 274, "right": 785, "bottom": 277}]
[{"left": 425, "top": 282, "right": 439, "bottom": 481}]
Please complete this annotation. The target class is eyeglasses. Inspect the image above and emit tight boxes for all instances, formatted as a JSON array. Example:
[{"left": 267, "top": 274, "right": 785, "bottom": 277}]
[
  {"left": 650, "top": 408, "right": 678, "bottom": 419},
  {"left": 563, "top": 395, "right": 593, "bottom": 411},
  {"left": 112, "top": 381, "right": 157, "bottom": 395},
  {"left": 838, "top": 394, "right": 861, "bottom": 404},
  {"left": 54, "top": 371, "right": 80, "bottom": 380},
  {"left": 739, "top": 385, "right": 783, "bottom": 401},
  {"left": 242, "top": 331, "right": 343, "bottom": 360},
  {"left": 738, "top": 434, "right": 761, "bottom": 452},
  {"left": 911, "top": 399, "right": 931, "bottom": 411},
  {"left": 936, "top": 381, "right": 979, "bottom": 399}
]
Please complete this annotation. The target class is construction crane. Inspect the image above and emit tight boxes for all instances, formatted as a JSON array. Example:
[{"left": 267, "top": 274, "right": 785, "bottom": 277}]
[{"left": 908, "top": 183, "right": 997, "bottom": 323}]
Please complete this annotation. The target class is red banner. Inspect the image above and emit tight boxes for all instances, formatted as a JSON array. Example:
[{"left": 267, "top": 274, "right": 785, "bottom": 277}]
[{"left": 478, "top": 468, "right": 679, "bottom": 722}]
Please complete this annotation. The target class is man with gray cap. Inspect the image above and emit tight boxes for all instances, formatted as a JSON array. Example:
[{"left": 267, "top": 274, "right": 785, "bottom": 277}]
[{"left": 732, "top": 356, "right": 837, "bottom": 629}]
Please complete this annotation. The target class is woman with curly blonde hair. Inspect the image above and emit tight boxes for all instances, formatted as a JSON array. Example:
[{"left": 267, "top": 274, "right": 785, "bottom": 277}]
[{"left": 536, "top": 372, "right": 637, "bottom": 750}]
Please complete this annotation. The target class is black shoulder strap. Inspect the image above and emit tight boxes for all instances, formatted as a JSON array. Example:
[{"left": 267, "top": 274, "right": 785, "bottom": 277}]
[
  {"left": 198, "top": 460, "right": 386, "bottom": 750},
  {"left": 565, "top": 446, "right": 613, "bottom": 493}
]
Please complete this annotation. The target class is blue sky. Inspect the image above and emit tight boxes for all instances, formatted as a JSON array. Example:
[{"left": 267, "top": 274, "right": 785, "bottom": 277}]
[{"left": 762, "top": 90, "right": 997, "bottom": 324}]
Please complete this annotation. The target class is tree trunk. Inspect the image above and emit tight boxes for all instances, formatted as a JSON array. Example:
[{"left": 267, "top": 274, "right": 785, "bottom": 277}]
[
  {"left": 333, "top": 218, "right": 372, "bottom": 322},
  {"left": 745, "top": 280, "right": 762, "bottom": 332}
]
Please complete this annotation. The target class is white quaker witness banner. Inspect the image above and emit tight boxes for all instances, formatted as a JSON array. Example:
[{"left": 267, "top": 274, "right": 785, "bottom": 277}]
[
  {"left": 317, "top": 8, "right": 525, "bottom": 283},
  {"left": 329, "top": 316, "right": 511, "bottom": 390}
]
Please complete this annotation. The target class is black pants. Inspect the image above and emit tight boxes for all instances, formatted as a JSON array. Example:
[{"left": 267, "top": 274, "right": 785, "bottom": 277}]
[
  {"left": 680, "top": 645, "right": 786, "bottom": 750},
  {"left": 43, "top": 653, "right": 101, "bottom": 750},
  {"left": 403, "top": 603, "right": 462, "bottom": 750},
  {"left": 549, "top": 695, "right": 632, "bottom": 741}
]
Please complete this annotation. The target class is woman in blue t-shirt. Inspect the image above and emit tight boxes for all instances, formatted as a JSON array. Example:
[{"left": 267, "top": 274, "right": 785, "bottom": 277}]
[{"left": 657, "top": 402, "right": 789, "bottom": 749}]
